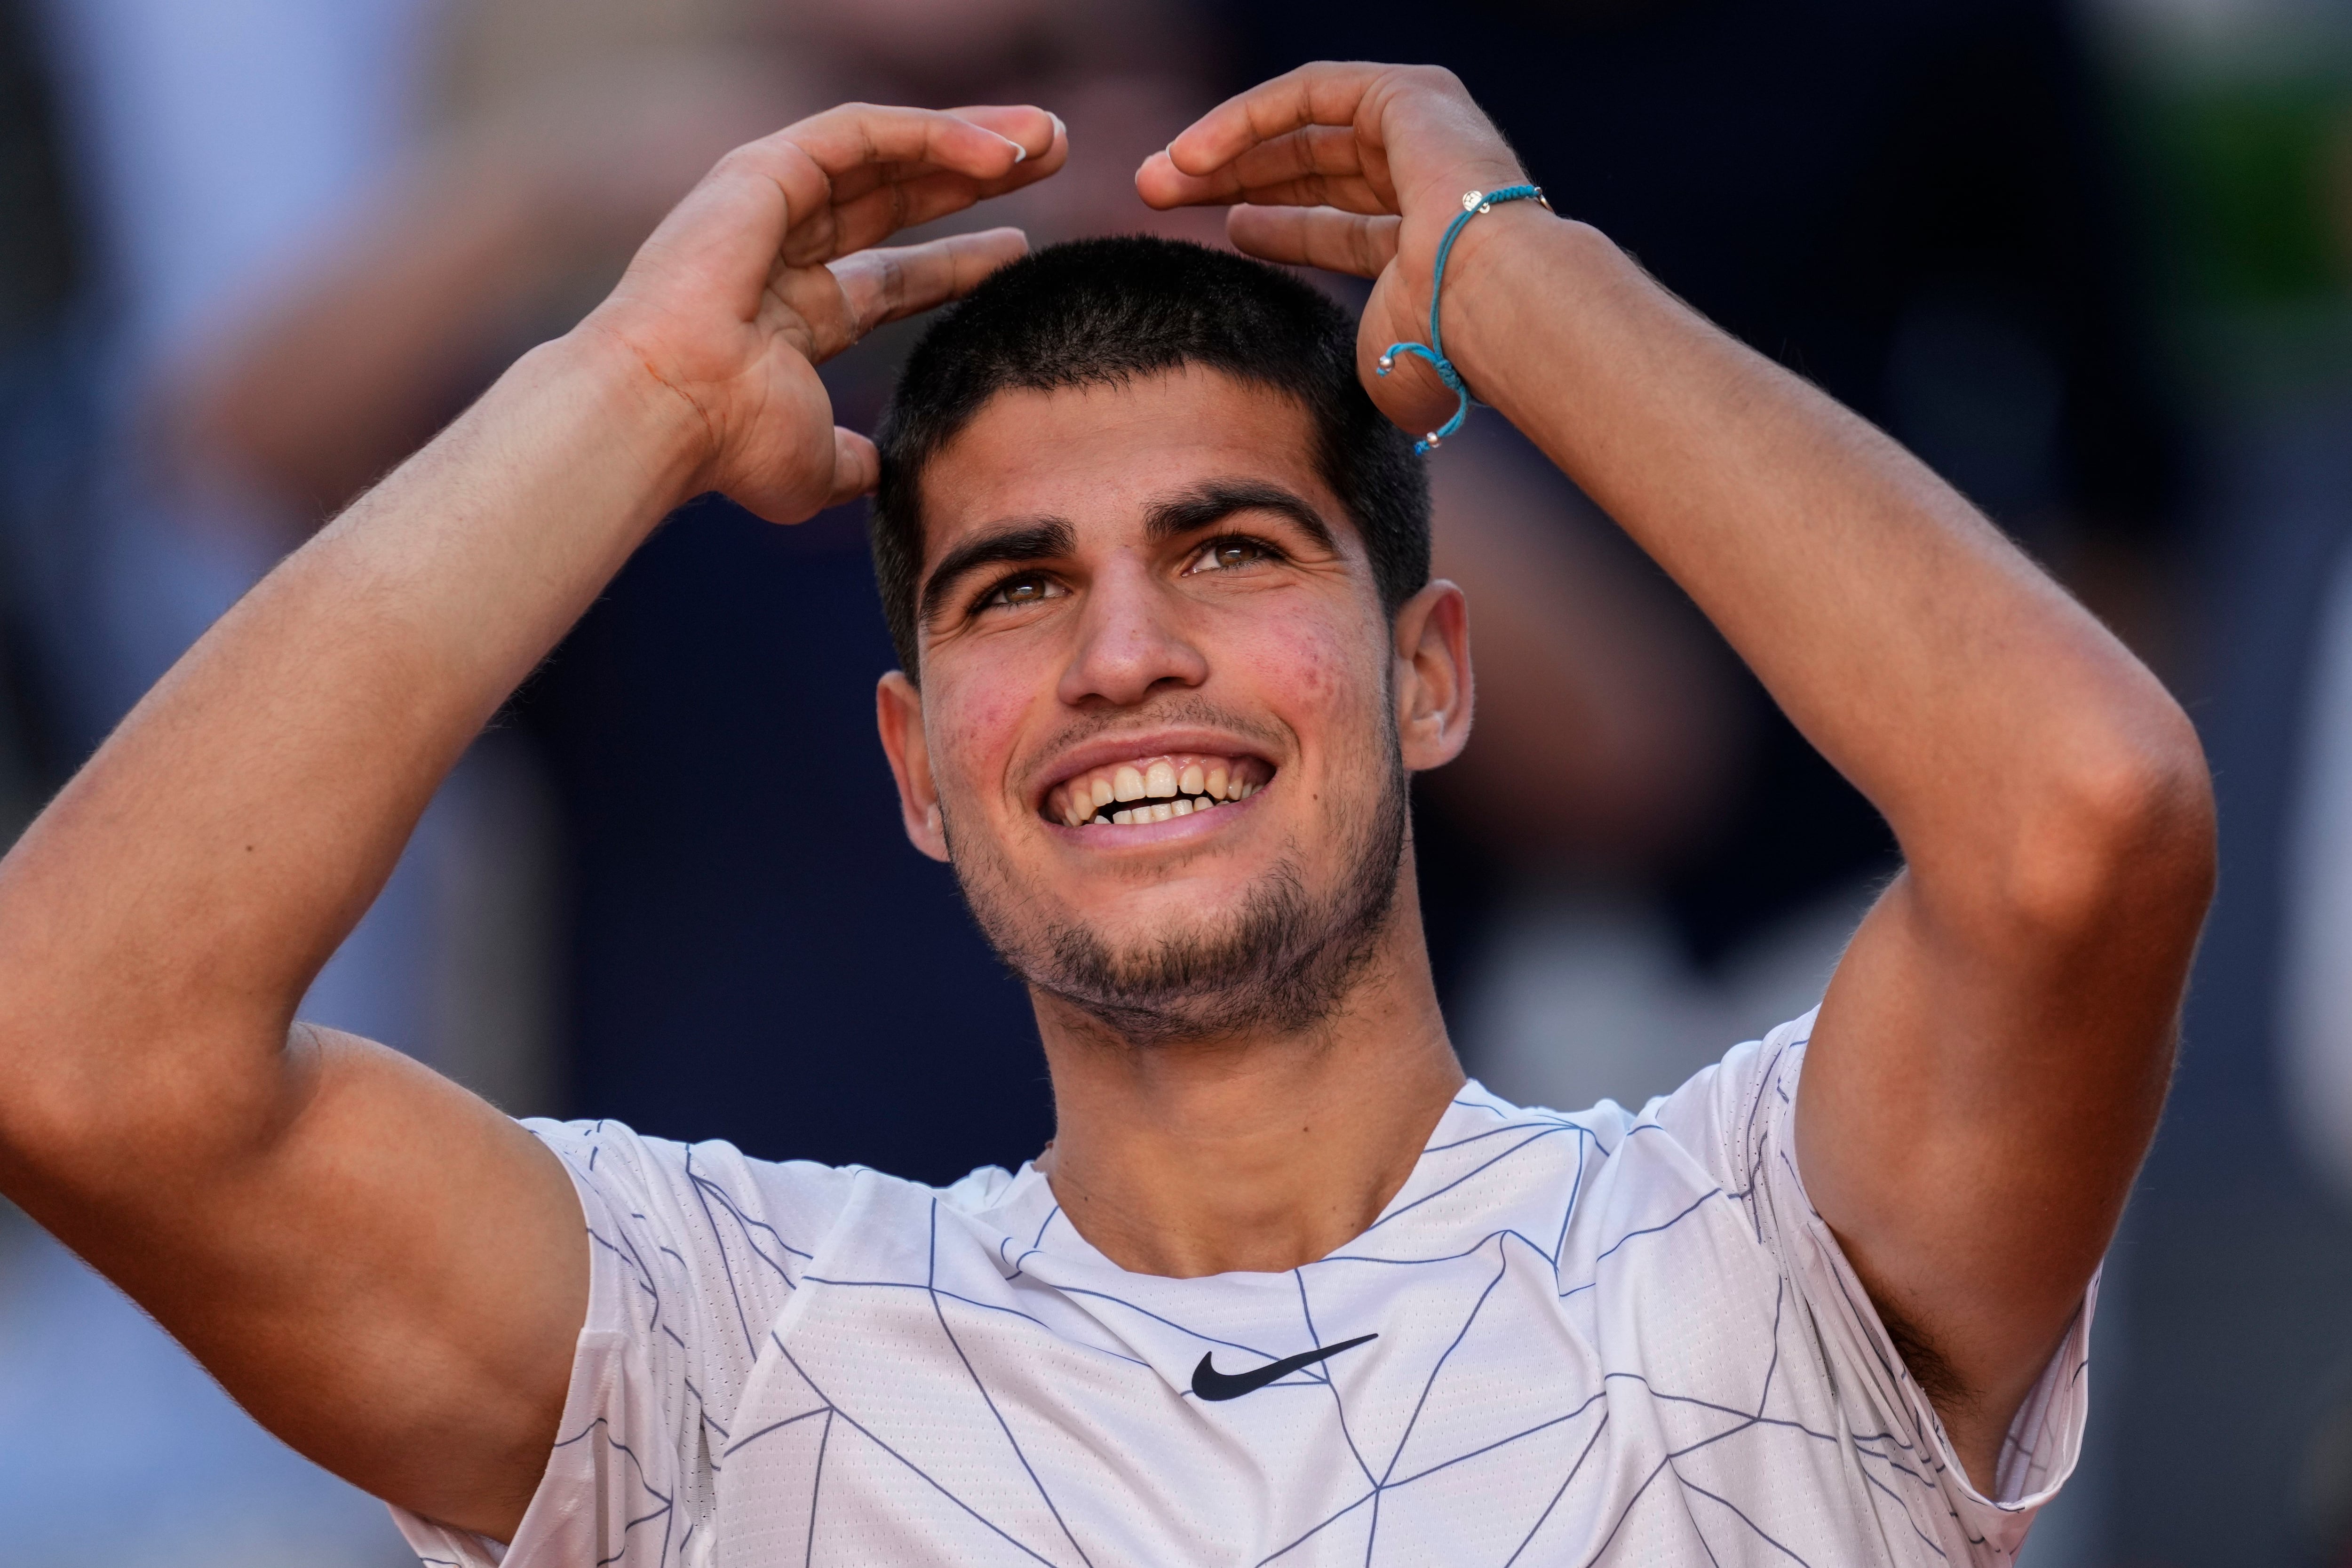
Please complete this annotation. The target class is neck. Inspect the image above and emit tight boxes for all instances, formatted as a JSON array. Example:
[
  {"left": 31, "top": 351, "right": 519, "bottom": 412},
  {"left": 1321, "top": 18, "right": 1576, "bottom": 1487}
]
[{"left": 1032, "top": 868, "right": 1465, "bottom": 1277}]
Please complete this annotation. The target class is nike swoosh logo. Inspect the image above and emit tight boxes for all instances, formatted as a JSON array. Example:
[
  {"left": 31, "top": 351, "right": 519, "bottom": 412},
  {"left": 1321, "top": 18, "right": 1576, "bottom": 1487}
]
[{"left": 1191, "top": 1333, "right": 1378, "bottom": 1401}]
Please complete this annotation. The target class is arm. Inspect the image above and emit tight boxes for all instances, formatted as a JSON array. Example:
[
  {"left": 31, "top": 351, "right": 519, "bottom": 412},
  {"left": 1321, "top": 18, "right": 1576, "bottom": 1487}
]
[
  {"left": 1140, "top": 63, "right": 2214, "bottom": 1487},
  {"left": 0, "top": 102, "right": 1065, "bottom": 1538}
]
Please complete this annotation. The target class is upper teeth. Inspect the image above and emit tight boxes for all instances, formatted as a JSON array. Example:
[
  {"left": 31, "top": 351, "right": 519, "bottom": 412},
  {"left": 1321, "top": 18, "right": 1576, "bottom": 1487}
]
[{"left": 1048, "top": 753, "right": 1265, "bottom": 828}]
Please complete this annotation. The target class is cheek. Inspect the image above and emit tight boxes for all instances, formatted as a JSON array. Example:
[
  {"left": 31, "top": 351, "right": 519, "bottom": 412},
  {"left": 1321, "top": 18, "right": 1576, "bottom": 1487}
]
[
  {"left": 1242, "top": 602, "right": 1383, "bottom": 710},
  {"left": 928, "top": 663, "right": 1040, "bottom": 801},
  {"left": 1224, "top": 599, "right": 1390, "bottom": 742}
]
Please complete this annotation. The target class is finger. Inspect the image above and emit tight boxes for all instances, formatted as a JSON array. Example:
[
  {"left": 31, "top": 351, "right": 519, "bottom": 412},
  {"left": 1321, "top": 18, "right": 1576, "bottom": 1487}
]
[
  {"left": 707, "top": 104, "right": 1045, "bottom": 266},
  {"left": 823, "top": 229, "right": 1030, "bottom": 352},
  {"left": 1138, "top": 137, "right": 1391, "bottom": 216},
  {"left": 1183, "top": 172, "right": 1392, "bottom": 216},
  {"left": 789, "top": 110, "right": 1066, "bottom": 265},
  {"left": 1161, "top": 123, "right": 1373, "bottom": 200},
  {"left": 1228, "top": 206, "right": 1398, "bottom": 278},
  {"left": 1163, "top": 62, "right": 1392, "bottom": 181},
  {"left": 944, "top": 104, "right": 1066, "bottom": 166},
  {"left": 825, "top": 427, "right": 881, "bottom": 510},
  {"left": 780, "top": 102, "right": 1045, "bottom": 186},
  {"left": 817, "top": 159, "right": 1057, "bottom": 262},
  {"left": 823, "top": 108, "right": 1068, "bottom": 213},
  {"left": 1225, "top": 124, "right": 1372, "bottom": 191}
]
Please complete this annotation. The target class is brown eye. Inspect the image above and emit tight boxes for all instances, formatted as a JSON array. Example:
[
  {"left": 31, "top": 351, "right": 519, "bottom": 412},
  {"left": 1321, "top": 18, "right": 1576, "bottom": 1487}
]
[
  {"left": 981, "top": 574, "right": 1062, "bottom": 613},
  {"left": 1195, "top": 539, "right": 1274, "bottom": 573}
]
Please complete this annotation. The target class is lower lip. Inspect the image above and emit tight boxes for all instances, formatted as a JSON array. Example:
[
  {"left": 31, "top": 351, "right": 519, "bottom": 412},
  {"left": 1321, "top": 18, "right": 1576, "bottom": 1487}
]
[{"left": 1046, "top": 788, "right": 1264, "bottom": 843}]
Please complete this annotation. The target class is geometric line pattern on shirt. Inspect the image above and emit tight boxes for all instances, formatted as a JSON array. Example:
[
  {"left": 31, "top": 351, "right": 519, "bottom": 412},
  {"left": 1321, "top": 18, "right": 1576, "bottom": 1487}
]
[
  {"left": 603, "top": 1095, "right": 1953, "bottom": 1568},
  {"left": 530, "top": 1039, "right": 2087, "bottom": 1568}
]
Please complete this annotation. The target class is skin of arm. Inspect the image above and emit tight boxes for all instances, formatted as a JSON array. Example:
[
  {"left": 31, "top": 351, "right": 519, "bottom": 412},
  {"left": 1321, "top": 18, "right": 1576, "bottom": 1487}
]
[
  {"left": 0, "top": 102, "right": 1066, "bottom": 1539},
  {"left": 1138, "top": 63, "right": 2216, "bottom": 1488}
]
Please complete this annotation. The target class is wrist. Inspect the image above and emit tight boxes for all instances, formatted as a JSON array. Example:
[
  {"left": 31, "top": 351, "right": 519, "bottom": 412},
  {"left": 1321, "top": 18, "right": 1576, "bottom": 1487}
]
[
  {"left": 541, "top": 320, "right": 717, "bottom": 512},
  {"left": 1438, "top": 211, "right": 1627, "bottom": 417}
]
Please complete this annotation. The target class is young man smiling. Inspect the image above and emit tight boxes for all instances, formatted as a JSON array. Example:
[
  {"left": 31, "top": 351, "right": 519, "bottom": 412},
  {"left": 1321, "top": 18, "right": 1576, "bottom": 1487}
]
[{"left": 0, "top": 64, "right": 2211, "bottom": 1567}]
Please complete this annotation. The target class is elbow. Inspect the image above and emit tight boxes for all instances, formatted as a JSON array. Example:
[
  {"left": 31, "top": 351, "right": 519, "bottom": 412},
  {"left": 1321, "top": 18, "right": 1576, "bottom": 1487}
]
[{"left": 1994, "top": 700, "right": 2217, "bottom": 947}]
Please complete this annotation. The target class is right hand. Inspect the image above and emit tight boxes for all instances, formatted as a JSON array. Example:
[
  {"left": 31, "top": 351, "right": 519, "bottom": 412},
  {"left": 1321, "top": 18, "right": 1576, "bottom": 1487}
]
[{"left": 581, "top": 102, "right": 1066, "bottom": 523}]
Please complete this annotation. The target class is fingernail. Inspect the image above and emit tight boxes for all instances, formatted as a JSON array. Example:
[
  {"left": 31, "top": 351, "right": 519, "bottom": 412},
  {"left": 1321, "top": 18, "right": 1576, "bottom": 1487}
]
[
  {"left": 1051, "top": 112, "right": 1066, "bottom": 143},
  {"left": 1002, "top": 134, "right": 1028, "bottom": 164}
]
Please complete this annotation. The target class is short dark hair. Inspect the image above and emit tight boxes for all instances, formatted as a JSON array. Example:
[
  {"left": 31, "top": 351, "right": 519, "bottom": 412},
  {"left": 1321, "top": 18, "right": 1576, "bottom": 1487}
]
[{"left": 868, "top": 235, "right": 1430, "bottom": 677}]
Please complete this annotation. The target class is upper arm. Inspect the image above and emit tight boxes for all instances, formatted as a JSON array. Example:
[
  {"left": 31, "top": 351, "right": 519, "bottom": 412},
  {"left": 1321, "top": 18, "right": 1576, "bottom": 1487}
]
[
  {"left": 5, "top": 1025, "right": 587, "bottom": 1540},
  {"left": 1797, "top": 720, "right": 2214, "bottom": 1482}
]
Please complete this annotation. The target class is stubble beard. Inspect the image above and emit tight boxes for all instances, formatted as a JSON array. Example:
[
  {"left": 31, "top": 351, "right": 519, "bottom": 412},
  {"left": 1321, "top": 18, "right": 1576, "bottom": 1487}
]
[{"left": 946, "top": 730, "right": 1413, "bottom": 1049}]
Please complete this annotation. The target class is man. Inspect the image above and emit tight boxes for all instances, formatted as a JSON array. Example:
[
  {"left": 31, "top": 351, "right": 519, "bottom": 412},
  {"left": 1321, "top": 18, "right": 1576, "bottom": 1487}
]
[{"left": 0, "top": 63, "right": 2211, "bottom": 1566}]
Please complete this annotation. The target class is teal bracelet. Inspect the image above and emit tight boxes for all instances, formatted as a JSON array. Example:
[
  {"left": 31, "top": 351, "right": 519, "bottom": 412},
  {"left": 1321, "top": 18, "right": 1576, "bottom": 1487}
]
[{"left": 1376, "top": 183, "right": 1550, "bottom": 454}]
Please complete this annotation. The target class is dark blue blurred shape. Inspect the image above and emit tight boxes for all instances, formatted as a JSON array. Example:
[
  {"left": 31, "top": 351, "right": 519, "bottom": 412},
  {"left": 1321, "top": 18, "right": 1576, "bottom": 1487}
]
[{"left": 518, "top": 496, "right": 1050, "bottom": 1185}]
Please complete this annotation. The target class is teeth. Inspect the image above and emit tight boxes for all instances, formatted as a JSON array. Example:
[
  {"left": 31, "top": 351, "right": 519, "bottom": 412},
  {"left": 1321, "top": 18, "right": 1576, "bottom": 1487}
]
[{"left": 1052, "top": 754, "right": 1269, "bottom": 828}]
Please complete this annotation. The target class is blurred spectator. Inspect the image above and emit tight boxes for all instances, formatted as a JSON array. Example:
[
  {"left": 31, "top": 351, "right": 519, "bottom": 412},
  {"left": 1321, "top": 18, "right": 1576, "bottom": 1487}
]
[
  {"left": 24, "top": 0, "right": 531, "bottom": 1089},
  {"left": 1227, "top": 0, "right": 2186, "bottom": 1122},
  {"left": 0, "top": 0, "right": 516, "bottom": 1560}
]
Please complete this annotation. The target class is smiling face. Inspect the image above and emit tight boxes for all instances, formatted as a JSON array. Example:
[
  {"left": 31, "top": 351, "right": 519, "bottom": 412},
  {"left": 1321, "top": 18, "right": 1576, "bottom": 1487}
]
[{"left": 874, "top": 367, "right": 1471, "bottom": 1044}]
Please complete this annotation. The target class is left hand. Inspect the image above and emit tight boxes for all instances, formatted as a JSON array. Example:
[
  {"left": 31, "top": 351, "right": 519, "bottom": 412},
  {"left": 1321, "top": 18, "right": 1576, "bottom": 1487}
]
[{"left": 1136, "top": 63, "right": 1533, "bottom": 438}]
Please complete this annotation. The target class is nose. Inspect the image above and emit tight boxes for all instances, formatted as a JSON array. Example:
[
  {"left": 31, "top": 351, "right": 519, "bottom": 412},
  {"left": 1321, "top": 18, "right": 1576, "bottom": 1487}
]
[{"left": 1057, "top": 558, "right": 1209, "bottom": 708}]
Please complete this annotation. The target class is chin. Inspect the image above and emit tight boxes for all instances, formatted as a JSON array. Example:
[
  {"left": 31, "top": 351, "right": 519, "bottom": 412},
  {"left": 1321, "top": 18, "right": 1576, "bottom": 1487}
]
[{"left": 963, "top": 816, "right": 1410, "bottom": 1048}]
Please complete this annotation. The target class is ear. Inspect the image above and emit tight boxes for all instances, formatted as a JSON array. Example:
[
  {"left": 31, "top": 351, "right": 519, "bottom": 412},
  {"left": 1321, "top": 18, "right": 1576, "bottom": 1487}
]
[
  {"left": 1393, "top": 579, "right": 1472, "bottom": 772},
  {"left": 876, "top": 670, "right": 950, "bottom": 862}
]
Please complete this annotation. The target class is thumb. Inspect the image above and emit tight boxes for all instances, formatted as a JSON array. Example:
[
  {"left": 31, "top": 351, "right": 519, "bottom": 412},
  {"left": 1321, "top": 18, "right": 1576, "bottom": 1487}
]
[{"left": 823, "top": 427, "right": 881, "bottom": 511}]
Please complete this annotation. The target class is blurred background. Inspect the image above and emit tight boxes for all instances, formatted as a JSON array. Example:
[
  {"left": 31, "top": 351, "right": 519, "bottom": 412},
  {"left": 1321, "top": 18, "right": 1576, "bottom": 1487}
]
[{"left": 0, "top": 0, "right": 2349, "bottom": 1561}]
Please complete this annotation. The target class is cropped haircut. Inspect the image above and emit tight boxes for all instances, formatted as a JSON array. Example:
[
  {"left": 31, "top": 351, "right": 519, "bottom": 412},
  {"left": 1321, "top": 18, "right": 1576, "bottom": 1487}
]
[{"left": 868, "top": 236, "right": 1431, "bottom": 678}]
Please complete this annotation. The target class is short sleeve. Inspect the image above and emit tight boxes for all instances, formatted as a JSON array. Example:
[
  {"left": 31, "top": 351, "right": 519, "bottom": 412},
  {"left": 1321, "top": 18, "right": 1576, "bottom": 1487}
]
[
  {"left": 389, "top": 1119, "right": 860, "bottom": 1568},
  {"left": 1667, "top": 1011, "right": 2096, "bottom": 1562}
]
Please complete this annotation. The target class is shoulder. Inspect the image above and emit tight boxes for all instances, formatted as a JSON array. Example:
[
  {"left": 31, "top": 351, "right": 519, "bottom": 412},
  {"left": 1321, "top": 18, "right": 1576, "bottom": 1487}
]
[
  {"left": 1642, "top": 1009, "right": 1814, "bottom": 1191},
  {"left": 1460, "top": 1010, "right": 1813, "bottom": 1209},
  {"left": 521, "top": 1119, "right": 1028, "bottom": 1289},
  {"left": 524, "top": 1118, "right": 867, "bottom": 1248}
]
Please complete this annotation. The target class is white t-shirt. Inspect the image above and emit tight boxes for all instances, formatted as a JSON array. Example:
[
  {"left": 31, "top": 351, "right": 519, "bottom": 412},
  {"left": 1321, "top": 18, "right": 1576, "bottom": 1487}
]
[{"left": 396, "top": 1013, "right": 2090, "bottom": 1567}]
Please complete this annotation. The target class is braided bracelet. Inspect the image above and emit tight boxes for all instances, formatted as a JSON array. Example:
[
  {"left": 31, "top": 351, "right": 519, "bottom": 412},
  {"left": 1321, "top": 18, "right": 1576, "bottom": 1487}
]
[{"left": 1375, "top": 183, "right": 1550, "bottom": 454}]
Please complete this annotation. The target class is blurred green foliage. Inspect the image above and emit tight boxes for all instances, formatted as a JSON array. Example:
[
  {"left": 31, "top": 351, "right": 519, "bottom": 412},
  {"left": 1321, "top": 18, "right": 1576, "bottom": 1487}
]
[{"left": 2140, "top": 72, "right": 2351, "bottom": 306}]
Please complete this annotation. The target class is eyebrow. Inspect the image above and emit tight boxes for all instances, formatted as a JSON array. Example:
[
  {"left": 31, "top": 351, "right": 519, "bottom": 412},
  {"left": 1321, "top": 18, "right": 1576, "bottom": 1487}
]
[
  {"left": 916, "top": 480, "right": 1339, "bottom": 627},
  {"left": 1145, "top": 480, "right": 1336, "bottom": 552},
  {"left": 920, "top": 517, "right": 1077, "bottom": 626}
]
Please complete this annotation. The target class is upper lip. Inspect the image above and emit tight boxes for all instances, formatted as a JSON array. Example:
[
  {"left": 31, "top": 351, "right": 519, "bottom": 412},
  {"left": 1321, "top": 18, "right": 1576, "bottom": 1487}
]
[{"left": 1031, "top": 729, "right": 1279, "bottom": 812}]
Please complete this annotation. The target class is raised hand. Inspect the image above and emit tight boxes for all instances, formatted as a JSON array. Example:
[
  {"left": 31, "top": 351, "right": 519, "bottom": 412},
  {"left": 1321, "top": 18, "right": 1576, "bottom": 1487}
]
[
  {"left": 1136, "top": 64, "right": 1532, "bottom": 438},
  {"left": 586, "top": 102, "right": 1066, "bottom": 524}
]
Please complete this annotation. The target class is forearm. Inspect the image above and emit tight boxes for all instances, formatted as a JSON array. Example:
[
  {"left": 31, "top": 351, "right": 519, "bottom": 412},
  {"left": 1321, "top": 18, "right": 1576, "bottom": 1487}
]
[
  {"left": 1445, "top": 215, "right": 2201, "bottom": 898},
  {"left": 0, "top": 329, "right": 699, "bottom": 1167}
]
